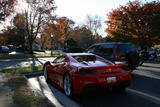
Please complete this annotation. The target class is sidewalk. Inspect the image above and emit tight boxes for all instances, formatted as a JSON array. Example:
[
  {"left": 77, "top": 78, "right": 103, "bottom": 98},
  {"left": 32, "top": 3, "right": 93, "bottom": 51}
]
[
  {"left": 28, "top": 76, "right": 80, "bottom": 107},
  {"left": 0, "top": 72, "right": 15, "bottom": 107}
]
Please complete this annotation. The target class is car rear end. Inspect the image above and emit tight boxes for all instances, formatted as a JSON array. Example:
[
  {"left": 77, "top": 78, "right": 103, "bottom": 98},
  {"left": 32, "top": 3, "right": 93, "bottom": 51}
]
[{"left": 71, "top": 64, "right": 131, "bottom": 94}]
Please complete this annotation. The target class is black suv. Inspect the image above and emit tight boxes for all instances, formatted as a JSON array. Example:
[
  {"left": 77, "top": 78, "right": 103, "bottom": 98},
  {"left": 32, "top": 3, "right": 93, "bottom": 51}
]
[{"left": 85, "top": 42, "right": 139, "bottom": 70}]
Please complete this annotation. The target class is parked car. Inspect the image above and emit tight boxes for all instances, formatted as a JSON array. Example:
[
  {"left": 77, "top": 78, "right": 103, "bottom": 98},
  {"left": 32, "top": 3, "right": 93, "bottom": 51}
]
[
  {"left": 7, "top": 45, "right": 15, "bottom": 52},
  {"left": 43, "top": 53, "right": 132, "bottom": 96},
  {"left": 16, "top": 45, "right": 29, "bottom": 53},
  {"left": 85, "top": 42, "right": 140, "bottom": 70},
  {"left": 0, "top": 46, "right": 10, "bottom": 53}
]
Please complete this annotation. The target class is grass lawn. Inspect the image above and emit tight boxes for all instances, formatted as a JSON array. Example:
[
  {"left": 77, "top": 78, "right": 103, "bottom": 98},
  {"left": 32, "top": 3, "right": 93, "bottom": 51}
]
[
  {"left": 0, "top": 65, "right": 55, "bottom": 107},
  {"left": 0, "top": 53, "right": 52, "bottom": 59},
  {"left": 0, "top": 65, "right": 43, "bottom": 73}
]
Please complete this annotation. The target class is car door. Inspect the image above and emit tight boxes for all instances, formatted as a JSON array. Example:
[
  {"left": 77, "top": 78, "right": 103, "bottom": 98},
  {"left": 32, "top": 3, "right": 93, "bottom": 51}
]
[
  {"left": 52, "top": 56, "right": 66, "bottom": 85},
  {"left": 56, "top": 56, "right": 70, "bottom": 87},
  {"left": 47, "top": 56, "right": 64, "bottom": 83}
]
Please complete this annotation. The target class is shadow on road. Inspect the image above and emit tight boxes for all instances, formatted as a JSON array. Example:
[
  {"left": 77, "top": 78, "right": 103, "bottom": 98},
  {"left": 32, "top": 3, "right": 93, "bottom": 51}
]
[
  {"left": 130, "top": 73, "right": 160, "bottom": 98},
  {"left": 141, "top": 65, "right": 160, "bottom": 69},
  {"left": 71, "top": 87, "right": 159, "bottom": 107},
  {"left": 29, "top": 57, "right": 46, "bottom": 96}
]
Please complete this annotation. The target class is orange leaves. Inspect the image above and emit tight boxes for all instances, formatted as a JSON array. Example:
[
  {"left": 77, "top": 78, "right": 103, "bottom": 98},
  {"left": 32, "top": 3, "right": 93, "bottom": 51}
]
[
  {"left": 41, "top": 17, "right": 75, "bottom": 48},
  {"left": 0, "top": 34, "right": 7, "bottom": 41},
  {"left": 13, "top": 14, "right": 25, "bottom": 27},
  {"left": 105, "top": 0, "right": 160, "bottom": 46}
]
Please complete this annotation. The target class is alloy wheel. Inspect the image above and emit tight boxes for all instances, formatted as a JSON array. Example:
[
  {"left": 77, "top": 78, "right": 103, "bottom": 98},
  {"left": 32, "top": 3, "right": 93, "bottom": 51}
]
[{"left": 64, "top": 74, "right": 72, "bottom": 96}]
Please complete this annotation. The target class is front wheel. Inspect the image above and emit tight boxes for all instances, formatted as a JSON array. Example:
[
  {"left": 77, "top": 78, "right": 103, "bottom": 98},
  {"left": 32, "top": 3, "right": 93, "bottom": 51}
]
[
  {"left": 63, "top": 74, "right": 73, "bottom": 97},
  {"left": 43, "top": 66, "right": 49, "bottom": 82}
]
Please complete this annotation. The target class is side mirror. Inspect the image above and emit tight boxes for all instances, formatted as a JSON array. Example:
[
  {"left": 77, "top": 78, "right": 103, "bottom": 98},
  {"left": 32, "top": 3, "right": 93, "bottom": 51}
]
[
  {"left": 45, "top": 61, "right": 51, "bottom": 65},
  {"left": 52, "top": 60, "right": 56, "bottom": 63}
]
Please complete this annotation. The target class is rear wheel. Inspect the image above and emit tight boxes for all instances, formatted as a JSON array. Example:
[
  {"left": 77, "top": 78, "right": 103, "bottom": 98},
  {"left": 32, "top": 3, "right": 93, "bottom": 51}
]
[
  {"left": 139, "top": 59, "right": 144, "bottom": 66},
  {"left": 63, "top": 74, "right": 73, "bottom": 97}
]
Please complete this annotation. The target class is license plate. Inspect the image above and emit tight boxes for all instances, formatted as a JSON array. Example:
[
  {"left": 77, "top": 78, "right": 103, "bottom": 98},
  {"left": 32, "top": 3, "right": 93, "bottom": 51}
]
[{"left": 106, "top": 77, "right": 116, "bottom": 83}]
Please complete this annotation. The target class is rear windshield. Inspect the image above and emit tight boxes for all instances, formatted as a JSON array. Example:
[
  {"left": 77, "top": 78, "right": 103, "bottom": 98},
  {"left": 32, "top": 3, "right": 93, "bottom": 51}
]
[{"left": 72, "top": 55, "right": 96, "bottom": 62}]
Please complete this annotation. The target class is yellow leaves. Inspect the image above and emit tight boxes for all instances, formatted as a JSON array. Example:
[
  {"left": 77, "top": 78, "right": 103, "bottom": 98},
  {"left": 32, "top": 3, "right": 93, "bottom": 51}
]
[
  {"left": 13, "top": 14, "right": 25, "bottom": 27},
  {"left": 132, "top": 34, "right": 139, "bottom": 38}
]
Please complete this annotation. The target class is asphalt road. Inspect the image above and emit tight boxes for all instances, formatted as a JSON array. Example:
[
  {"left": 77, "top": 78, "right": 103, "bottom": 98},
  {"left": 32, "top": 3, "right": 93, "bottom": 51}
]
[
  {"left": 70, "top": 62, "right": 160, "bottom": 107},
  {"left": 0, "top": 58, "right": 160, "bottom": 107}
]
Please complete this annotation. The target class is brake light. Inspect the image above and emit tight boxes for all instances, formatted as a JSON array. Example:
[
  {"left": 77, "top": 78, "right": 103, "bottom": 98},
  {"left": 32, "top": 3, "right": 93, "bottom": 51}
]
[{"left": 102, "top": 68, "right": 120, "bottom": 74}]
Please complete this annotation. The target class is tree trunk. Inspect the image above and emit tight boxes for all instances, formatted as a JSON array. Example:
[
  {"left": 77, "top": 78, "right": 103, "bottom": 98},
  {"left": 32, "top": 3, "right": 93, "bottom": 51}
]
[{"left": 29, "top": 40, "right": 33, "bottom": 54}]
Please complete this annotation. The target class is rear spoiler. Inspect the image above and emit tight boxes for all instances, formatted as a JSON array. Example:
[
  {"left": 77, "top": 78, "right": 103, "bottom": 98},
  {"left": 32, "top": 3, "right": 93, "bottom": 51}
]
[{"left": 78, "top": 64, "right": 128, "bottom": 70}]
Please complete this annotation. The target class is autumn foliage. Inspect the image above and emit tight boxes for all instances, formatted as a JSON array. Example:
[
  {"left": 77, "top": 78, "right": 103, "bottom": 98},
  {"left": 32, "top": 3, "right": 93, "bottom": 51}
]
[
  {"left": 105, "top": 0, "right": 160, "bottom": 47},
  {"left": 41, "top": 17, "right": 74, "bottom": 49}
]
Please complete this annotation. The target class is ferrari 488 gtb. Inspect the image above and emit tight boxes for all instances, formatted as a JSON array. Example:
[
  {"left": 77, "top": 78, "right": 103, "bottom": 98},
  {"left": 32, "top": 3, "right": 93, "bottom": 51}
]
[{"left": 43, "top": 53, "right": 131, "bottom": 96}]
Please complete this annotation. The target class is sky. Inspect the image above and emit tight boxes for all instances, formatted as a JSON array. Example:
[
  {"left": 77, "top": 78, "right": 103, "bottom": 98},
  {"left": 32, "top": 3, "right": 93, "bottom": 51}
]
[
  {"left": 0, "top": 0, "right": 154, "bottom": 35},
  {"left": 54, "top": 0, "right": 151, "bottom": 36}
]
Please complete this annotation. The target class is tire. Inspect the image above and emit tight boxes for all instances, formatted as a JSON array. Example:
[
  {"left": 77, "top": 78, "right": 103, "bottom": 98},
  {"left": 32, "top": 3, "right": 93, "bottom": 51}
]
[
  {"left": 139, "top": 59, "right": 144, "bottom": 66},
  {"left": 43, "top": 66, "right": 49, "bottom": 82},
  {"left": 114, "top": 86, "right": 126, "bottom": 93},
  {"left": 63, "top": 74, "right": 73, "bottom": 97},
  {"left": 126, "top": 51, "right": 140, "bottom": 70}
]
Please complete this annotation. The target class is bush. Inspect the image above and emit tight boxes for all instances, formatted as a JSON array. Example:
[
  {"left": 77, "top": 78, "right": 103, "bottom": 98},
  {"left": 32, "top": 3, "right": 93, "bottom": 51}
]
[{"left": 66, "top": 47, "right": 85, "bottom": 53}]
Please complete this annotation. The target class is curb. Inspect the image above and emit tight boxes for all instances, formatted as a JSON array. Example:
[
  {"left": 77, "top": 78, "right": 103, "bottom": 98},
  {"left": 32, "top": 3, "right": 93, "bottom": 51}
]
[{"left": 25, "top": 74, "right": 80, "bottom": 107}]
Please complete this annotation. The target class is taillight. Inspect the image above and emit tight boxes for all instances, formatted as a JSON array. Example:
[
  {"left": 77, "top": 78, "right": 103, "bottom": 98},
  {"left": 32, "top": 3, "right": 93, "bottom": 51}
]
[
  {"left": 78, "top": 68, "right": 97, "bottom": 75},
  {"left": 101, "top": 68, "right": 120, "bottom": 74},
  {"left": 118, "top": 72, "right": 131, "bottom": 81}
]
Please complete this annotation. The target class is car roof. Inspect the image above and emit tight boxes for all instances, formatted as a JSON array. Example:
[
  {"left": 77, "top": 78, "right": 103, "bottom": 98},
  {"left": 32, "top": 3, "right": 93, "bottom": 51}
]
[{"left": 66, "top": 53, "right": 95, "bottom": 56}]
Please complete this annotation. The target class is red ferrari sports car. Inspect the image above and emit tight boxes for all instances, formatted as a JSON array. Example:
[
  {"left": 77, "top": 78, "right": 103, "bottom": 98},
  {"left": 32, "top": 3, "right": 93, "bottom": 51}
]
[{"left": 43, "top": 53, "right": 131, "bottom": 96}]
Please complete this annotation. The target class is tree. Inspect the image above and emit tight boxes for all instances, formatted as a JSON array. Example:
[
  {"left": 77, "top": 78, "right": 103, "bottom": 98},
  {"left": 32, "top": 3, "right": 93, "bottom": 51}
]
[
  {"left": 42, "top": 17, "right": 75, "bottom": 49},
  {"left": 0, "top": 0, "right": 16, "bottom": 21},
  {"left": 105, "top": 0, "right": 160, "bottom": 47},
  {"left": 71, "top": 26, "right": 93, "bottom": 48},
  {"left": 0, "top": 29, "right": 9, "bottom": 45},
  {"left": 66, "top": 38, "right": 78, "bottom": 48},
  {"left": 0, "top": 14, "right": 26, "bottom": 46},
  {"left": 24, "top": 0, "right": 56, "bottom": 53},
  {"left": 84, "top": 14, "right": 102, "bottom": 40},
  {"left": 6, "top": 13, "right": 26, "bottom": 46}
]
